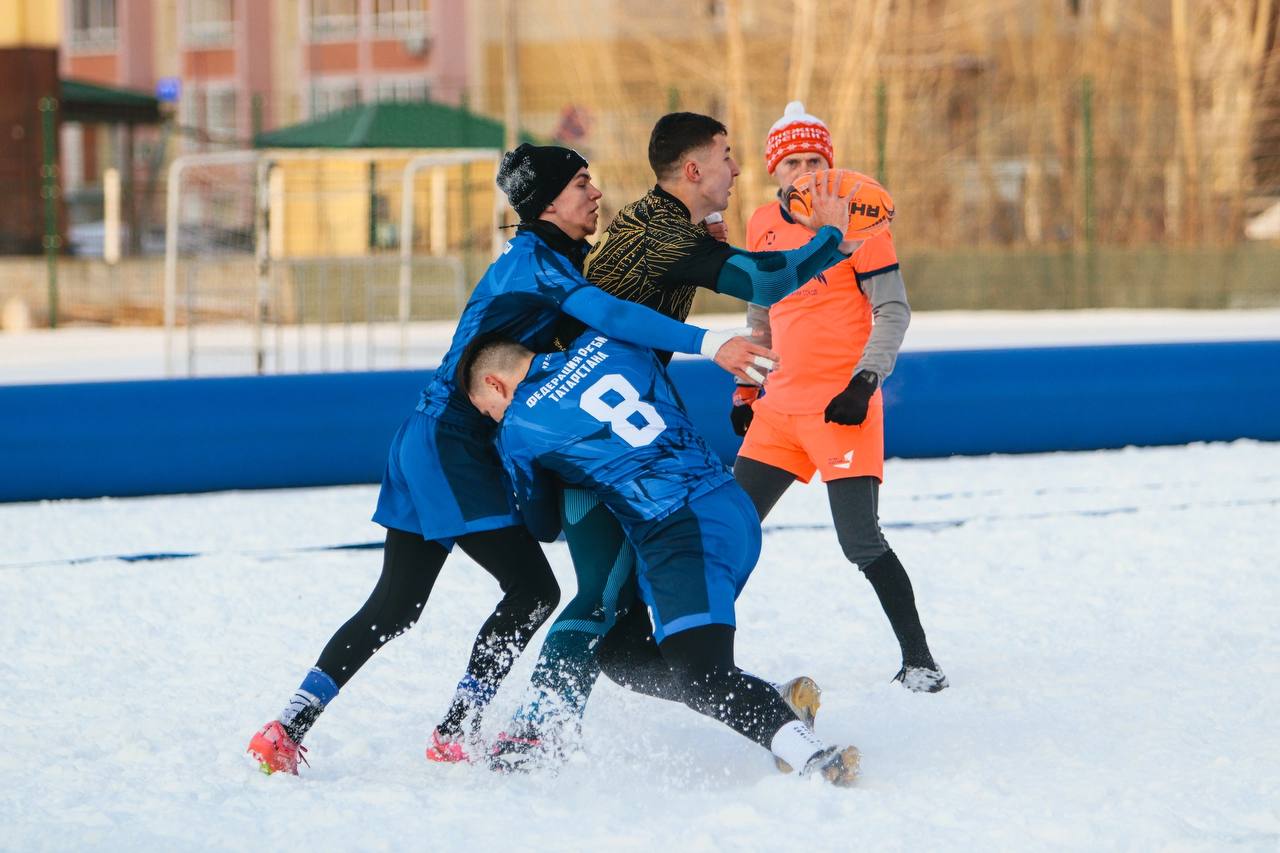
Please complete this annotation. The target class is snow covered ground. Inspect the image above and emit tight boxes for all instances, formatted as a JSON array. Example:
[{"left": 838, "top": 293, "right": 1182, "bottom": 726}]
[
  {"left": 2, "top": 440, "right": 1278, "bottom": 851},
  {"left": 2, "top": 308, "right": 1278, "bottom": 385}
]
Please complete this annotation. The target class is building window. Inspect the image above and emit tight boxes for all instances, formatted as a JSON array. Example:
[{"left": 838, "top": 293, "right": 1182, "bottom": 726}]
[
  {"left": 182, "top": 84, "right": 238, "bottom": 143},
  {"left": 206, "top": 87, "right": 238, "bottom": 136},
  {"left": 374, "top": 77, "right": 430, "bottom": 104},
  {"left": 310, "top": 79, "right": 362, "bottom": 118},
  {"left": 60, "top": 123, "right": 86, "bottom": 190},
  {"left": 184, "top": 0, "right": 234, "bottom": 46},
  {"left": 373, "top": 0, "right": 429, "bottom": 36},
  {"left": 309, "top": 0, "right": 360, "bottom": 40},
  {"left": 69, "top": 0, "right": 118, "bottom": 51}
]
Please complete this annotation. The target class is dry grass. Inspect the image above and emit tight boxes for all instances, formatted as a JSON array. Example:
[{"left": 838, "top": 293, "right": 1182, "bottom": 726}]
[{"left": 494, "top": 0, "right": 1279, "bottom": 248}]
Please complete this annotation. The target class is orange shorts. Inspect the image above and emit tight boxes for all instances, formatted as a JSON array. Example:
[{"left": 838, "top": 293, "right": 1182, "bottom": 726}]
[{"left": 738, "top": 397, "right": 884, "bottom": 483}]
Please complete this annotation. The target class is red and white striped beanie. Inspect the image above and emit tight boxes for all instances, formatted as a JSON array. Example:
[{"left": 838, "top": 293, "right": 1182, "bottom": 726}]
[{"left": 764, "top": 101, "right": 834, "bottom": 174}]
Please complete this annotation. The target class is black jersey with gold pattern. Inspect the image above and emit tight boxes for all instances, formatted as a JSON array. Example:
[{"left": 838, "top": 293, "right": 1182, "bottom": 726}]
[{"left": 581, "top": 185, "right": 735, "bottom": 322}]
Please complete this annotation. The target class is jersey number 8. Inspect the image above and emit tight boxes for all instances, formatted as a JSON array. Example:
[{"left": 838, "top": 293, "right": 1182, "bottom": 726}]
[{"left": 580, "top": 374, "right": 667, "bottom": 448}]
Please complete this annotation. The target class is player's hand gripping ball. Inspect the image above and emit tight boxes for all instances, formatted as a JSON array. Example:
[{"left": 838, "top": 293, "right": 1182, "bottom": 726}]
[{"left": 785, "top": 169, "right": 895, "bottom": 239}]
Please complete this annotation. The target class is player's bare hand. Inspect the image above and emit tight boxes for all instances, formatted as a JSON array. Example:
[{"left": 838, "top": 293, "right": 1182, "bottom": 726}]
[
  {"left": 792, "top": 169, "right": 849, "bottom": 235},
  {"left": 701, "top": 210, "right": 732, "bottom": 242},
  {"left": 716, "top": 336, "right": 777, "bottom": 384},
  {"left": 699, "top": 326, "right": 777, "bottom": 384}
]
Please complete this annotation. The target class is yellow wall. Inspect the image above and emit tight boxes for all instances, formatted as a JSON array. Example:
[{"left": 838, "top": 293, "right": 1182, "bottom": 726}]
[
  {"left": 0, "top": 0, "right": 60, "bottom": 47},
  {"left": 153, "top": 0, "right": 179, "bottom": 79},
  {"left": 271, "top": 0, "right": 304, "bottom": 129},
  {"left": 277, "top": 160, "right": 371, "bottom": 258},
  {"left": 272, "top": 154, "right": 500, "bottom": 259}
]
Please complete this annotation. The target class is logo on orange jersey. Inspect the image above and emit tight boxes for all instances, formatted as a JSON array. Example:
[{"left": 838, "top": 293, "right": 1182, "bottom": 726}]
[
  {"left": 764, "top": 231, "right": 777, "bottom": 247},
  {"left": 830, "top": 450, "right": 855, "bottom": 469}
]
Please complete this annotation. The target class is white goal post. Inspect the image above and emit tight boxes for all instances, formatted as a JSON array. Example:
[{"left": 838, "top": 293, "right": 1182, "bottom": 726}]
[{"left": 163, "top": 148, "right": 504, "bottom": 376}]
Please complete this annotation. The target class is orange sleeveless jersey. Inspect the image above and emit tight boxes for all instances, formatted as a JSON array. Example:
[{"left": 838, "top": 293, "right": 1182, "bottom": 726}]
[{"left": 745, "top": 202, "right": 899, "bottom": 415}]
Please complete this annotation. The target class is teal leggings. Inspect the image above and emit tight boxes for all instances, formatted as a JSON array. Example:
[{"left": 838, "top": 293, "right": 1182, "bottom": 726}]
[{"left": 512, "top": 489, "right": 639, "bottom": 730}]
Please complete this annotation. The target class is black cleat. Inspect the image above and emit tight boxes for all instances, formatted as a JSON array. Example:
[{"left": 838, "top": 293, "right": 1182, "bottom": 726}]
[{"left": 893, "top": 665, "right": 949, "bottom": 693}]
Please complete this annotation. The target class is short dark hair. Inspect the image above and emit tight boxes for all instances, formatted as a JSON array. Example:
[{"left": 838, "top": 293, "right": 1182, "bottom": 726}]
[
  {"left": 454, "top": 333, "right": 531, "bottom": 397},
  {"left": 648, "top": 112, "right": 728, "bottom": 181}
]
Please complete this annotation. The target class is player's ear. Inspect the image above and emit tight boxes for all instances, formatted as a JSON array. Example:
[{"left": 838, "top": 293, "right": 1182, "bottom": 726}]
[{"left": 683, "top": 158, "right": 700, "bottom": 183}]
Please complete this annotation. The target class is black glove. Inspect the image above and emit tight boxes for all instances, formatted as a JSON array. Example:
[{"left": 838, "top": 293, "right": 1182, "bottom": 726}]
[
  {"left": 730, "top": 385, "right": 759, "bottom": 436},
  {"left": 823, "top": 371, "right": 878, "bottom": 426}
]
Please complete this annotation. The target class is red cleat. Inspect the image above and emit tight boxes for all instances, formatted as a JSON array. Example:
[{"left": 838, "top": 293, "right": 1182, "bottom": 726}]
[
  {"left": 487, "top": 731, "right": 551, "bottom": 773},
  {"left": 425, "top": 727, "right": 470, "bottom": 764},
  {"left": 247, "top": 720, "right": 308, "bottom": 775}
]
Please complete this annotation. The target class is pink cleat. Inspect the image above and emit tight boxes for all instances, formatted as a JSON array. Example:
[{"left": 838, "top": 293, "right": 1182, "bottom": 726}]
[
  {"left": 425, "top": 727, "right": 471, "bottom": 764},
  {"left": 247, "top": 720, "right": 308, "bottom": 775}
]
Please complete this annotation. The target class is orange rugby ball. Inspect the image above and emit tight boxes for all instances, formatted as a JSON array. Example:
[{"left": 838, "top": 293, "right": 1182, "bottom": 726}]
[{"left": 785, "top": 169, "right": 895, "bottom": 239}]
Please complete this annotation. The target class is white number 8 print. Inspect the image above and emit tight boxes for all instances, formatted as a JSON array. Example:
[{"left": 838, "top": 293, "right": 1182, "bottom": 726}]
[{"left": 579, "top": 373, "right": 667, "bottom": 447}]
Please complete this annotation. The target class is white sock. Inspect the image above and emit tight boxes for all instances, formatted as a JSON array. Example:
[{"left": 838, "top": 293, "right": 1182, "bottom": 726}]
[
  {"left": 770, "top": 720, "right": 827, "bottom": 772},
  {"left": 278, "top": 689, "right": 320, "bottom": 727}
]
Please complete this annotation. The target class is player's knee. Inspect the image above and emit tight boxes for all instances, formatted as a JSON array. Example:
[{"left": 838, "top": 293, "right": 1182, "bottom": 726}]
[
  {"left": 513, "top": 560, "right": 560, "bottom": 604},
  {"left": 541, "top": 579, "right": 562, "bottom": 614},
  {"left": 380, "top": 601, "right": 427, "bottom": 640},
  {"left": 597, "top": 647, "right": 628, "bottom": 687},
  {"left": 839, "top": 536, "right": 888, "bottom": 572},
  {"left": 661, "top": 656, "right": 713, "bottom": 707},
  {"left": 525, "top": 576, "right": 561, "bottom": 623},
  {"left": 676, "top": 669, "right": 732, "bottom": 717}
]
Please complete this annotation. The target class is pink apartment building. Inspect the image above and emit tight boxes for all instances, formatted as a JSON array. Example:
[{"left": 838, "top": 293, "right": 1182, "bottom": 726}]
[{"left": 58, "top": 0, "right": 471, "bottom": 251}]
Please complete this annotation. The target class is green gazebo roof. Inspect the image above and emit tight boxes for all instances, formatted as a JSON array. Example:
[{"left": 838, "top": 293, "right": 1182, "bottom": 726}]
[
  {"left": 253, "top": 100, "right": 534, "bottom": 149},
  {"left": 60, "top": 78, "right": 163, "bottom": 124}
]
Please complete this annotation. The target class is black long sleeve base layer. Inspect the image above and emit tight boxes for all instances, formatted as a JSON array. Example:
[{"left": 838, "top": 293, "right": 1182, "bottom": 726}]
[{"left": 289, "top": 526, "right": 559, "bottom": 743}]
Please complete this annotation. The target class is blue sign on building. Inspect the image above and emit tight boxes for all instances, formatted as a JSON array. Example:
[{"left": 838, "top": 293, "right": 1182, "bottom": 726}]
[{"left": 156, "top": 77, "right": 181, "bottom": 103}]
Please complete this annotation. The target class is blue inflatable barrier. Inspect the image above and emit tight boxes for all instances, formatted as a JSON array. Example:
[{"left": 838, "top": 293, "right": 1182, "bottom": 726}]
[
  {"left": 1, "top": 372, "right": 421, "bottom": 503},
  {"left": 2, "top": 340, "right": 1277, "bottom": 503},
  {"left": 883, "top": 340, "right": 1280, "bottom": 457}
]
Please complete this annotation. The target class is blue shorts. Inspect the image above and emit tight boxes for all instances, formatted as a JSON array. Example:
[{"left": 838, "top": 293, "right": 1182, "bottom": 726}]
[
  {"left": 630, "top": 482, "right": 762, "bottom": 643},
  {"left": 372, "top": 411, "right": 521, "bottom": 544}
]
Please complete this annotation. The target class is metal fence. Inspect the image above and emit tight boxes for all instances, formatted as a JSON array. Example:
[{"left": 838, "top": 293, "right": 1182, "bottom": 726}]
[
  {"left": 5, "top": 242, "right": 1278, "bottom": 323},
  {"left": 177, "top": 254, "right": 467, "bottom": 375}
]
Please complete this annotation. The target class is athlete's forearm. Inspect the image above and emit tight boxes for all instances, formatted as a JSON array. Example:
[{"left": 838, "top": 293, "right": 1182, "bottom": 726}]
[
  {"left": 714, "top": 226, "right": 847, "bottom": 306},
  {"left": 853, "top": 268, "right": 911, "bottom": 382},
  {"left": 745, "top": 302, "right": 773, "bottom": 348},
  {"left": 561, "top": 287, "right": 704, "bottom": 354},
  {"left": 736, "top": 303, "right": 773, "bottom": 387}
]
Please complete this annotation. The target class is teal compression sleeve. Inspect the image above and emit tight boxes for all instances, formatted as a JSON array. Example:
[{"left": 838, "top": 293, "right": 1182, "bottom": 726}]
[{"left": 715, "top": 225, "right": 847, "bottom": 306}]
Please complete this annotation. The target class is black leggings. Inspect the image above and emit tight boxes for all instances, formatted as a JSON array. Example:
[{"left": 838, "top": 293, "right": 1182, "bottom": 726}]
[
  {"left": 659, "top": 624, "right": 798, "bottom": 749},
  {"left": 315, "top": 526, "right": 560, "bottom": 695},
  {"left": 598, "top": 616, "right": 797, "bottom": 749},
  {"left": 733, "top": 456, "right": 889, "bottom": 566},
  {"left": 733, "top": 456, "right": 935, "bottom": 668},
  {"left": 597, "top": 603, "right": 674, "bottom": 699}
]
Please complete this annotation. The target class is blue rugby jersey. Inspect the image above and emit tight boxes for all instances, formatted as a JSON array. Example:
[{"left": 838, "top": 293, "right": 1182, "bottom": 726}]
[
  {"left": 419, "top": 228, "right": 705, "bottom": 426},
  {"left": 419, "top": 229, "right": 592, "bottom": 424},
  {"left": 497, "top": 332, "right": 734, "bottom": 540}
]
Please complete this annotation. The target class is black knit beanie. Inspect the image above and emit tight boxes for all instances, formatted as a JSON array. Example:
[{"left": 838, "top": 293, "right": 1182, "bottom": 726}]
[{"left": 496, "top": 144, "right": 589, "bottom": 222}]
